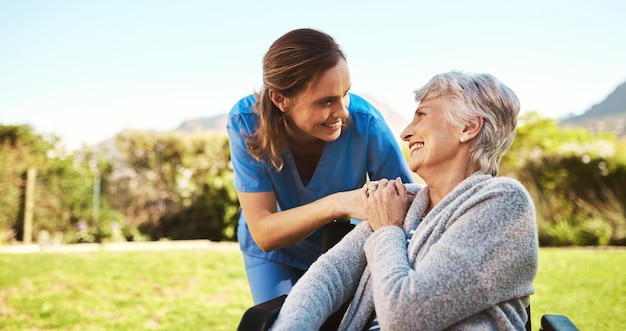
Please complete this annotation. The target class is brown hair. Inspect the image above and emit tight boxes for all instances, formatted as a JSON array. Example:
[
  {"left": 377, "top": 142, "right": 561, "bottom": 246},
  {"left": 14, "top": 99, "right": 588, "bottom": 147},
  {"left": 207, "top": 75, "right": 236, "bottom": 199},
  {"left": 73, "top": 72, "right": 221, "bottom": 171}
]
[{"left": 246, "top": 28, "right": 346, "bottom": 170}]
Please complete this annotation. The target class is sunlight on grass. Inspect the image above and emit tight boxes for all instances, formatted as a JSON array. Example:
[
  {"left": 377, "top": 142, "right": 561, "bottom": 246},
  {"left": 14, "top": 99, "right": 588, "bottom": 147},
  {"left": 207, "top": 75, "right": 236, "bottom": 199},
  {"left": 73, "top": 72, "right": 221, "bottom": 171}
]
[
  {"left": 0, "top": 247, "right": 253, "bottom": 330},
  {"left": 0, "top": 246, "right": 624, "bottom": 330},
  {"left": 532, "top": 247, "right": 626, "bottom": 330}
]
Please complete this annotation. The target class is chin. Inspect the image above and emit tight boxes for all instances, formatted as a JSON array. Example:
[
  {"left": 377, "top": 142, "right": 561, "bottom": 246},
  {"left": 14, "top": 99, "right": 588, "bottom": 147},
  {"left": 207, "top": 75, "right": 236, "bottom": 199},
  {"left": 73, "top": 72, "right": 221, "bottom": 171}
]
[
  {"left": 322, "top": 130, "right": 342, "bottom": 142},
  {"left": 409, "top": 161, "right": 421, "bottom": 174}
]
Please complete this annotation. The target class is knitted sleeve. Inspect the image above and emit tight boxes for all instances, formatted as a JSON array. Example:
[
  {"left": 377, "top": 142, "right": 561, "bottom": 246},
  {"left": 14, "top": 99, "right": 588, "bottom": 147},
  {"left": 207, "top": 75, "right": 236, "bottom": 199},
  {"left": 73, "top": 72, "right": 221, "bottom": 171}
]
[
  {"left": 270, "top": 222, "right": 372, "bottom": 330},
  {"left": 364, "top": 178, "right": 538, "bottom": 330}
]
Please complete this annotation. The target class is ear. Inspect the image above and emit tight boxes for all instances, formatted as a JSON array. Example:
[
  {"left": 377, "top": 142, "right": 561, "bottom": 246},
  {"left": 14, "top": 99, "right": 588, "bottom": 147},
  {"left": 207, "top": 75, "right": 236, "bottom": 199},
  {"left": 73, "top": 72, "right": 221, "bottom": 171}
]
[
  {"left": 459, "top": 116, "right": 483, "bottom": 143},
  {"left": 268, "top": 89, "right": 288, "bottom": 112}
]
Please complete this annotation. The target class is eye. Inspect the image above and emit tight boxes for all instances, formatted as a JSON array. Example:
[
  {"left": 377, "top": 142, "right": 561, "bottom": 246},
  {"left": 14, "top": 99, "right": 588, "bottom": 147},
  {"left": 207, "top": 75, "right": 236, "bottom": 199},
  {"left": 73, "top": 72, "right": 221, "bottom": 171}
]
[
  {"left": 320, "top": 99, "right": 333, "bottom": 106},
  {"left": 413, "top": 111, "right": 426, "bottom": 123}
]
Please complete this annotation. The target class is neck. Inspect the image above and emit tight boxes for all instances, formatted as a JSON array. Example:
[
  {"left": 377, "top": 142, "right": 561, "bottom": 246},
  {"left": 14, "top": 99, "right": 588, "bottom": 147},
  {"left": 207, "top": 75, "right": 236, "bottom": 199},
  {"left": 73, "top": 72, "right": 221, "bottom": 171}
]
[
  {"left": 425, "top": 170, "right": 479, "bottom": 209},
  {"left": 284, "top": 118, "right": 319, "bottom": 147}
]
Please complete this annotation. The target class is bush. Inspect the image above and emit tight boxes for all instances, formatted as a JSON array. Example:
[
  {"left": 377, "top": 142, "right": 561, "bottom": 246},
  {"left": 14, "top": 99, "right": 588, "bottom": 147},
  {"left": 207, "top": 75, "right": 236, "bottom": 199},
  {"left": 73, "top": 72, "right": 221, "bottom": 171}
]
[
  {"left": 501, "top": 112, "right": 626, "bottom": 246},
  {"left": 108, "top": 131, "right": 239, "bottom": 242},
  {"left": 4, "top": 112, "right": 626, "bottom": 246}
]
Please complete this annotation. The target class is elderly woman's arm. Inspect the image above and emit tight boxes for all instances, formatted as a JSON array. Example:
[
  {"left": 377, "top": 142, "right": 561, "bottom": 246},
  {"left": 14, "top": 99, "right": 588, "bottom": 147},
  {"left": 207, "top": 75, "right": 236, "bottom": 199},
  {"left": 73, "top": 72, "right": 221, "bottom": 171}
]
[
  {"left": 270, "top": 222, "right": 372, "bottom": 330},
  {"left": 365, "top": 178, "right": 538, "bottom": 330}
]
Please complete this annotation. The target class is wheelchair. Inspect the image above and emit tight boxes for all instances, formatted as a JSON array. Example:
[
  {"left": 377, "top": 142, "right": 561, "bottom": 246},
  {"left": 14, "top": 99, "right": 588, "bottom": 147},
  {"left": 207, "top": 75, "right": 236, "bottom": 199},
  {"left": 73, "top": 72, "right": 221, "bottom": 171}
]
[{"left": 238, "top": 221, "right": 580, "bottom": 331}]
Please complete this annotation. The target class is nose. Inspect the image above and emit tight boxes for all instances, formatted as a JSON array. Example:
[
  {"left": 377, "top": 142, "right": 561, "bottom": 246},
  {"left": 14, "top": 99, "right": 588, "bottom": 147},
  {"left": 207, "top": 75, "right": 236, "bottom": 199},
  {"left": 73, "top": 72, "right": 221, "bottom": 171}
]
[
  {"left": 401, "top": 123, "right": 414, "bottom": 141},
  {"left": 334, "top": 96, "right": 350, "bottom": 118}
]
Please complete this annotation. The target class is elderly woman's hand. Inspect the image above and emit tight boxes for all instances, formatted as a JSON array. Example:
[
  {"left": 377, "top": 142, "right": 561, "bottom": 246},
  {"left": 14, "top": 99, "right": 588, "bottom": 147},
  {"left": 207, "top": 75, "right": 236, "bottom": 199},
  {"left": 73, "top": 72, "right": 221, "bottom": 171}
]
[{"left": 364, "top": 177, "right": 409, "bottom": 231}]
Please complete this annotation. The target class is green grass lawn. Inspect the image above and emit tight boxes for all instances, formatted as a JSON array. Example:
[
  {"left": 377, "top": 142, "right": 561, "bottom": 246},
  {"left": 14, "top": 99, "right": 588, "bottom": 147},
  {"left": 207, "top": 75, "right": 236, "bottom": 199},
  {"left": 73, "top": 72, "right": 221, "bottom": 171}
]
[
  {"left": 0, "top": 244, "right": 253, "bottom": 331},
  {"left": 0, "top": 245, "right": 624, "bottom": 330},
  {"left": 531, "top": 247, "right": 626, "bottom": 330}
]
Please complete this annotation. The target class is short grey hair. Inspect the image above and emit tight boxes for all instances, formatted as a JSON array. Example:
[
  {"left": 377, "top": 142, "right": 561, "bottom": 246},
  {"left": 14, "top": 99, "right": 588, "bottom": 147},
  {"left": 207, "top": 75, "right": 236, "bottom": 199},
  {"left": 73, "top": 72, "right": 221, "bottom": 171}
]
[{"left": 414, "top": 71, "right": 520, "bottom": 176}]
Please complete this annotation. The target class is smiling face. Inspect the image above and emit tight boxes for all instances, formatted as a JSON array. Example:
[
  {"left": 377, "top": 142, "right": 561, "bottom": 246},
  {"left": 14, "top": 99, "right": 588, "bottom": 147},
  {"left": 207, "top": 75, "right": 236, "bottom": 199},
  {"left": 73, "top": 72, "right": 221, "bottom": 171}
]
[
  {"left": 401, "top": 96, "right": 465, "bottom": 177},
  {"left": 279, "top": 58, "right": 351, "bottom": 145}
]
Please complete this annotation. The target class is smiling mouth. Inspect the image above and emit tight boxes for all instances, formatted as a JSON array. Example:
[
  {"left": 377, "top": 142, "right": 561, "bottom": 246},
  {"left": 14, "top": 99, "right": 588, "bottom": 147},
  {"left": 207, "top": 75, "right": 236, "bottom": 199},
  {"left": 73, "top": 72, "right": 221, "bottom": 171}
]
[
  {"left": 410, "top": 142, "right": 424, "bottom": 151},
  {"left": 322, "top": 120, "right": 343, "bottom": 129}
]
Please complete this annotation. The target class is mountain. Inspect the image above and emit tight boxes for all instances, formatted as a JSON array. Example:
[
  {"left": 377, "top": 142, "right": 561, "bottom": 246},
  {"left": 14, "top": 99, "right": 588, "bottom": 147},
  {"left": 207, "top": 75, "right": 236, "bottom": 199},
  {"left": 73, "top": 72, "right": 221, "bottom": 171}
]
[
  {"left": 175, "top": 114, "right": 228, "bottom": 133},
  {"left": 117, "top": 80, "right": 626, "bottom": 147},
  {"left": 560, "top": 81, "right": 626, "bottom": 136},
  {"left": 358, "top": 93, "right": 410, "bottom": 139},
  {"left": 174, "top": 95, "right": 410, "bottom": 139}
]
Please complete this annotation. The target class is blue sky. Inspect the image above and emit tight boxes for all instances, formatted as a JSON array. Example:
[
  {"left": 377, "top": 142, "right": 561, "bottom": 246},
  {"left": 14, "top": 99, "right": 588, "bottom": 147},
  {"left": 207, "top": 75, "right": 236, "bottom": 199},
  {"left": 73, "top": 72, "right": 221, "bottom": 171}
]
[{"left": 1, "top": 0, "right": 625, "bottom": 149}]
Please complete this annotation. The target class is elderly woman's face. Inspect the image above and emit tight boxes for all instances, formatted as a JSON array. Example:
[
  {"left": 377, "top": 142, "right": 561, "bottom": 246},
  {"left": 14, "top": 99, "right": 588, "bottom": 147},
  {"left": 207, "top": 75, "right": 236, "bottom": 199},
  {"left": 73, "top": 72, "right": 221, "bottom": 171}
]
[{"left": 401, "top": 97, "right": 464, "bottom": 175}]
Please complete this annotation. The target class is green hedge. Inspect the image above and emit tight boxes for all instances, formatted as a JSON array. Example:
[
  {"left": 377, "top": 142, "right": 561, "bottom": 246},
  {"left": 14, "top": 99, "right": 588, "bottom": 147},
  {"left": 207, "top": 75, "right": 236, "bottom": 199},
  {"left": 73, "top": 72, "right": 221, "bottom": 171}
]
[{"left": 3, "top": 112, "right": 626, "bottom": 246}]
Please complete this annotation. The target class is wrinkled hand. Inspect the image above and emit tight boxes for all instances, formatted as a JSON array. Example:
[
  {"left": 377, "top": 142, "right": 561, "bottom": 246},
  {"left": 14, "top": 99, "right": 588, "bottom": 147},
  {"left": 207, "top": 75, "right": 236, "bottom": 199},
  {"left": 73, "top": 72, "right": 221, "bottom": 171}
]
[
  {"left": 363, "top": 177, "right": 409, "bottom": 231},
  {"left": 406, "top": 190, "right": 416, "bottom": 205}
]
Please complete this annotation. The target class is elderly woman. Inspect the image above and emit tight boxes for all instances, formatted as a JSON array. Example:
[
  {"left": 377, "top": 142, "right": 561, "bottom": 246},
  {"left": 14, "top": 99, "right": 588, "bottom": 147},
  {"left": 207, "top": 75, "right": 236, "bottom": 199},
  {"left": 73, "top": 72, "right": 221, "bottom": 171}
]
[{"left": 270, "top": 71, "right": 538, "bottom": 330}]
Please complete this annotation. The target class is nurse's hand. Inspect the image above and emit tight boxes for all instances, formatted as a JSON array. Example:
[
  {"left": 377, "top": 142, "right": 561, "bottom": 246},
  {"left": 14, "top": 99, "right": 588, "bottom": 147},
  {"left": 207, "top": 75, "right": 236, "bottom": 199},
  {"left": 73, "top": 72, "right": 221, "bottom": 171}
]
[{"left": 330, "top": 188, "right": 368, "bottom": 221}]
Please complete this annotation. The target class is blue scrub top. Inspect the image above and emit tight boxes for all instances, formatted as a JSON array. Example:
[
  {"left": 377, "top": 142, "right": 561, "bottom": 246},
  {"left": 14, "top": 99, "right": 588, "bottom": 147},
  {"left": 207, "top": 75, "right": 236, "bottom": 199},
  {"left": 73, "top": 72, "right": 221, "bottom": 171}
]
[{"left": 227, "top": 93, "right": 413, "bottom": 269}]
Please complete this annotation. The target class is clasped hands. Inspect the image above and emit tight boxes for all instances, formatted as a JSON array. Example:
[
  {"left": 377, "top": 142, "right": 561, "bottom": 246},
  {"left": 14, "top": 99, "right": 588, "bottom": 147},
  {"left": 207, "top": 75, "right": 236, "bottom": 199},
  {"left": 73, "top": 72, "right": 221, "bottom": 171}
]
[
  {"left": 332, "top": 177, "right": 413, "bottom": 231},
  {"left": 362, "top": 177, "right": 411, "bottom": 231}
]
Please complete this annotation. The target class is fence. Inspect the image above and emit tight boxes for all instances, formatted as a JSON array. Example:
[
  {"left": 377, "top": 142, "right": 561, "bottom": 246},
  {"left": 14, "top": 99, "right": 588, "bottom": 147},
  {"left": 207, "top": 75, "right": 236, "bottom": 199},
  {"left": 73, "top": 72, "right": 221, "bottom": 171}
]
[{"left": 0, "top": 167, "right": 191, "bottom": 244}]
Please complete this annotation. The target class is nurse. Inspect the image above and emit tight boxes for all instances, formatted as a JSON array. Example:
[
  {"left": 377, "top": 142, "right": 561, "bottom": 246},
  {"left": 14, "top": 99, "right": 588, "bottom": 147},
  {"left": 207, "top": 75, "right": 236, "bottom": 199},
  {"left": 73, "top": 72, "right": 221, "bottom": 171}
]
[{"left": 226, "top": 28, "right": 413, "bottom": 304}]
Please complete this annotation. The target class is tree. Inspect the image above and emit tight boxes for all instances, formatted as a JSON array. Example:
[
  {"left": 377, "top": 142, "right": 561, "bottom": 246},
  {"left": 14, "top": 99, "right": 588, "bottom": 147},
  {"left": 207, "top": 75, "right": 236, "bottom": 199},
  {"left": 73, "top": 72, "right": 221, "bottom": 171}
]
[
  {"left": 501, "top": 112, "right": 626, "bottom": 246},
  {"left": 109, "top": 130, "right": 239, "bottom": 241},
  {"left": 0, "top": 125, "right": 110, "bottom": 243}
]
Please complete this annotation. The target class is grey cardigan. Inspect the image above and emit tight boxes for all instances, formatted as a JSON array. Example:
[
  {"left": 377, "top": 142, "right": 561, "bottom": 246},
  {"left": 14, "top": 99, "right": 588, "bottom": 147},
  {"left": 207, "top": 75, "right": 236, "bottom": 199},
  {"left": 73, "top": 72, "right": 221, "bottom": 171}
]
[{"left": 271, "top": 173, "right": 538, "bottom": 330}]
